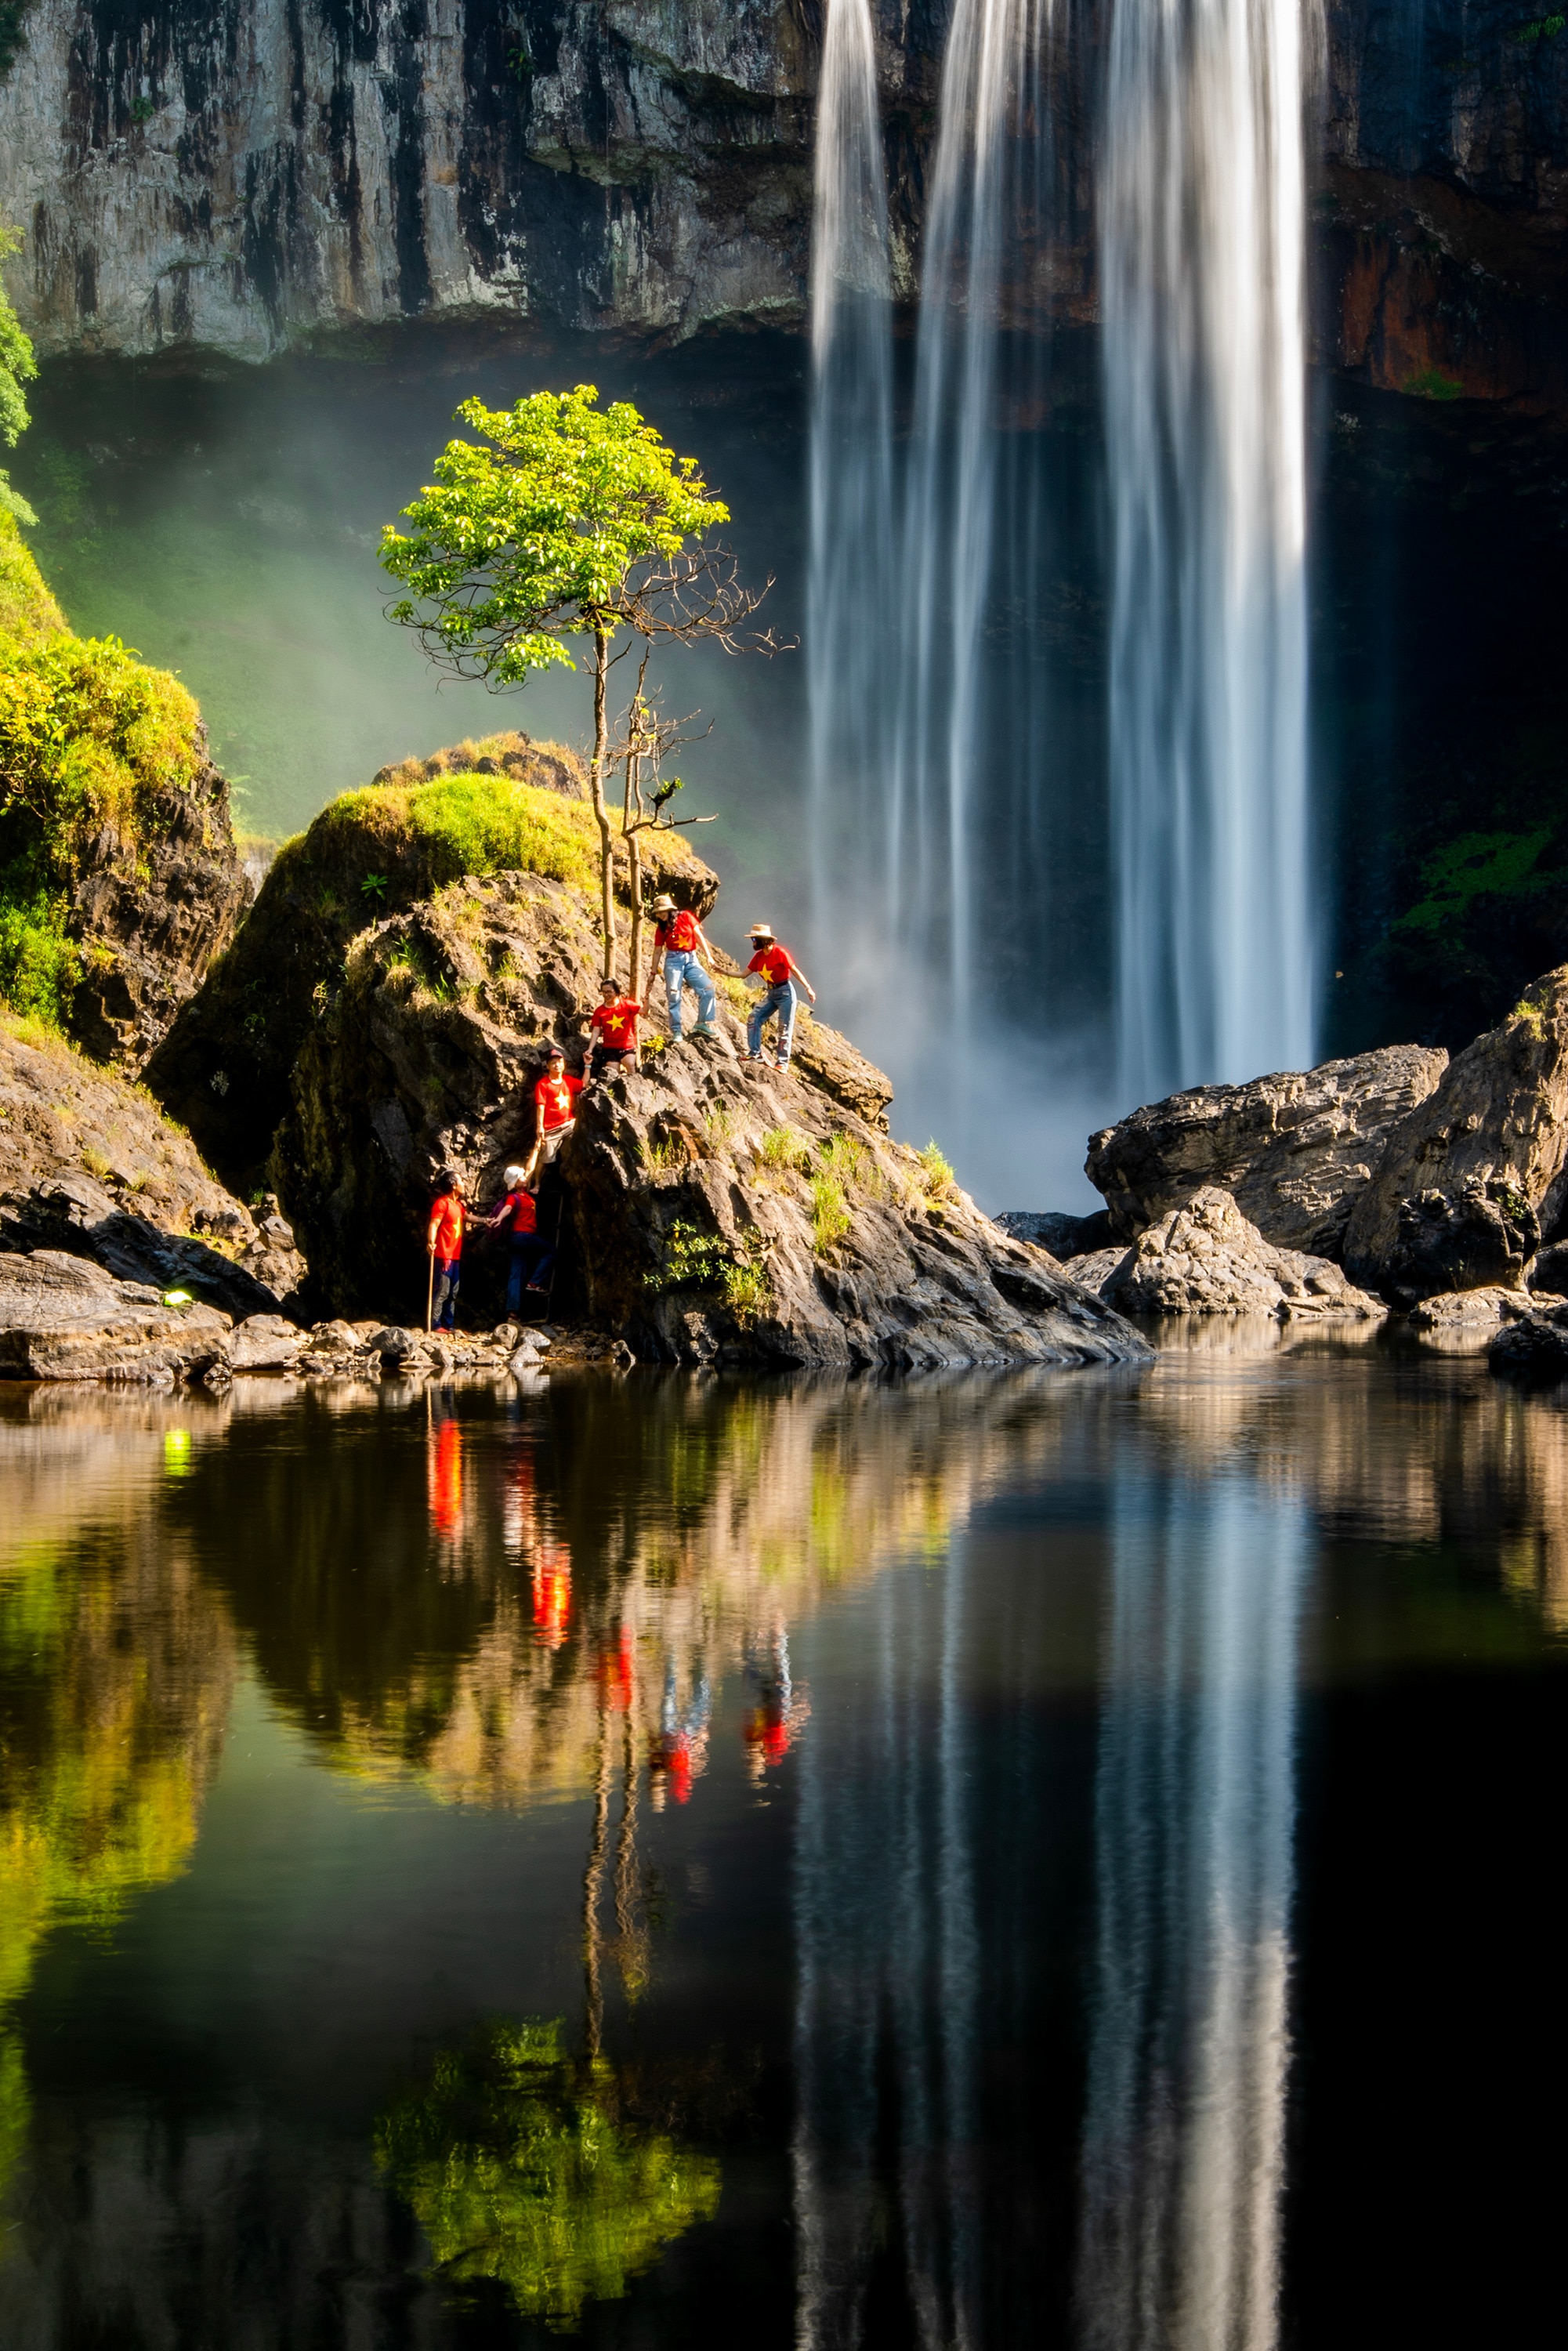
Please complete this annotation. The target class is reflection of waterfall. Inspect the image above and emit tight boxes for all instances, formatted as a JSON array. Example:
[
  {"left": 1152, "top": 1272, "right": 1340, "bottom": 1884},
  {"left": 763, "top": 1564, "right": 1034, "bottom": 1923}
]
[
  {"left": 792, "top": 1548, "right": 979, "bottom": 2349},
  {"left": 1103, "top": 0, "right": 1313, "bottom": 1103},
  {"left": 1077, "top": 1477, "right": 1305, "bottom": 2350},
  {"left": 807, "top": 0, "right": 895, "bottom": 958}
]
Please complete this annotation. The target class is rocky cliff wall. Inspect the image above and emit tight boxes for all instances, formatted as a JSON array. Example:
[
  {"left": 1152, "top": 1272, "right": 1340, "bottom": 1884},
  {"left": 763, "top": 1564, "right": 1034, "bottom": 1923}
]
[{"left": 0, "top": 0, "right": 1563, "bottom": 400}]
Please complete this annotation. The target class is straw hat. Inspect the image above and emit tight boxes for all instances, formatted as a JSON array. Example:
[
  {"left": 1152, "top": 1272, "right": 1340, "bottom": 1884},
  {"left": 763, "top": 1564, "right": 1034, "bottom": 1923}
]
[
  {"left": 650, "top": 892, "right": 677, "bottom": 915},
  {"left": 748, "top": 922, "right": 775, "bottom": 940}
]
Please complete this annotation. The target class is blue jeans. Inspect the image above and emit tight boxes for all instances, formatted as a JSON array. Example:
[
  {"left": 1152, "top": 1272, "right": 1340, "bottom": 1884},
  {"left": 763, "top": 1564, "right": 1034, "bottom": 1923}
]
[
  {"left": 662, "top": 949, "right": 715, "bottom": 1039},
  {"left": 432, "top": 1257, "right": 460, "bottom": 1330},
  {"left": 748, "top": 981, "right": 798, "bottom": 1064},
  {"left": 505, "top": 1237, "right": 556, "bottom": 1313}
]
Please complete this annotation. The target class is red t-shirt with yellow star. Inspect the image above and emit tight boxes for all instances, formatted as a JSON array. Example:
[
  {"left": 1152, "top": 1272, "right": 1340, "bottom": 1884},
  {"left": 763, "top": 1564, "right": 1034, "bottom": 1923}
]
[
  {"left": 589, "top": 998, "right": 640, "bottom": 1050},
  {"left": 534, "top": 1071, "right": 584, "bottom": 1131},
  {"left": 654, "top": 911, "right": 700, "bottom": 953},
  {"left": 748, "top": 943, "right": 795, "bottom": 988}
]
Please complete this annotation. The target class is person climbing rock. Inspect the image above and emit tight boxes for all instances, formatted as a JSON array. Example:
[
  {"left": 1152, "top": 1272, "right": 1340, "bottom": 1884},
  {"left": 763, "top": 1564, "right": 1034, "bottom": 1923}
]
[
  {"left": 584, "top": 976, "right": 642, "bottom": 1081},
  {"left": 744, "top": 923, "right": 817, "bottom": 1070},
  {"left": 642, "top": 891, "right": 720, "bottom": 1043},
  {"left": 487, "top": 1162, "right": 556, "bottom": 1312},
  {"left": 526, "top": 1045, "right": 584, "bottom": 1180},
  {"left": 425, "top": 1168, "right": 466, "bottom": 1331}
]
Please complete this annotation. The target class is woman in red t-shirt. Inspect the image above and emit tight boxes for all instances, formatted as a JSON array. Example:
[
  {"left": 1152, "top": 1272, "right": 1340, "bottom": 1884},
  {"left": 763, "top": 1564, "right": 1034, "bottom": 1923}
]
[
  {"left": 744, "top": 922, "right": 817, "bottom": 1070},
  {"left": 641, "top": 890, "right": 719, "bottom": 1043},
  {"left": 425, "top": 1168, "right": 466, "bottom": 1330},
  {"left": 525, "top": 1045, "right": 584, "bottom": 1179},
  {"left": 583, "top": 974, "right": 642, "bottom": 1081}
]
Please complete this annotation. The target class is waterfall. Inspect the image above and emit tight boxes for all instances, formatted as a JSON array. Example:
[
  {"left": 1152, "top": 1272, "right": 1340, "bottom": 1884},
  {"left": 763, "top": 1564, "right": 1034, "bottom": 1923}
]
[
  {"left": 807, "top": 0, "right": 895, "bottom": 984},
  {"left": 1076, "top": 1475, "right": 1305, "bottom": 2350},
  {"left": 1102, "top": 0, "right": 1314, "bottom": 1103}
]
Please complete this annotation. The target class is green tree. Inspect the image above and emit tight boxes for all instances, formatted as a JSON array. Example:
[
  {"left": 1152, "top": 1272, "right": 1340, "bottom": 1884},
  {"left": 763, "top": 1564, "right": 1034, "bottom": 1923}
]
[
  {"left": 374, "top": 2020, "right": 721, "bottom": 2329},
  {"left": 0, "top": 222, "right": 37, "bottom": 526},
  {"left": 379, "top": 385, "right": 767, "bottom": 979}
]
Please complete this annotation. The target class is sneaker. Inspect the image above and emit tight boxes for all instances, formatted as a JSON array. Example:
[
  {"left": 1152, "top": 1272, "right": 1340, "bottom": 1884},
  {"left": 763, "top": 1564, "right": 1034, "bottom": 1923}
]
[
  {"left": 693, "top": 1022, "right": 722, "bottom": 1039},
  {"left": 775, "top": 1056, "right": 791, "bottom": 1070}
]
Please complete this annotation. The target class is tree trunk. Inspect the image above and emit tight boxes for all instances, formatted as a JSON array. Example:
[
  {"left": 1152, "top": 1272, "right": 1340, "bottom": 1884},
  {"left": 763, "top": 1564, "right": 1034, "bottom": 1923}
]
[
  {"left": 628, "top": 829, "right": 644, "bottom": 999},
  {"left": 588, "top": 624, "right": 615, "bottom": 982}
]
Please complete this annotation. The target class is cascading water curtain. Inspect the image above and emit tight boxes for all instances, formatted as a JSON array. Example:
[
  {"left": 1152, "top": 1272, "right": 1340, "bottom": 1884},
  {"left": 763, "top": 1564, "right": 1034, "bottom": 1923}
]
[
  {"left": 807, "top": 0, "right": 895, "bottom": 999},
  {"left": 1077, "top": 1474, "right": 1306, "bottom": 2351},
  {"left": 1103, "top": 0, "right": 1314, "bottom": 1106},
  {"left": 895, "top": 0, "right": 1052, "bottom": 1061}
]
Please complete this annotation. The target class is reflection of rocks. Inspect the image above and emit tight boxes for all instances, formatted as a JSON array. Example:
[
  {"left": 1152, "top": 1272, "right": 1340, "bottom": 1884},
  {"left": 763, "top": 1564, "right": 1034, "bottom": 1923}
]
[
  {"left": 1086, "top": 1045, "right": 1447, "bottom": 1253},
  {"left": 1345, "top": 969, "right": 1568, "bottom": 1306},
  {"left": 1089, "top": 1190, "right": 1386, "bottom": 1323},
  {"left": 1489, "top": 1307, "right": 1568, "bottom": 1384}
]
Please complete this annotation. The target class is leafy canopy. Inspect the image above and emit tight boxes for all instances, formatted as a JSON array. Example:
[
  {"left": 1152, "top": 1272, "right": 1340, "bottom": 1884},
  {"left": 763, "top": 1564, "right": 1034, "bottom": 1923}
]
[{"left": 379, "top": 385, "right": 730, "bottom": 683}]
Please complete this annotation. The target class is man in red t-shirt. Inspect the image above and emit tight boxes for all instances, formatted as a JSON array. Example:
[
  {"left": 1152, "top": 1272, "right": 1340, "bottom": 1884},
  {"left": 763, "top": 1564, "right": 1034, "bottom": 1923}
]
[
  {"left": 744, "top": 922, "right": 817, "bottom": 1070},
  {"left": 485, "top": 1161, "right": 556, "bottom": 1312},
  {"left": 425, "top": 1168, "right": 466, "bottom": 1330},
  {"left": 526, "top": 1045, "right": 584, "bottom": 1179},
  {"left": 584, "top": 976, "right": 641, "bottom": 1081},
  {"left": 641, "top": 890, "right": 719, "bottom": 1043}
]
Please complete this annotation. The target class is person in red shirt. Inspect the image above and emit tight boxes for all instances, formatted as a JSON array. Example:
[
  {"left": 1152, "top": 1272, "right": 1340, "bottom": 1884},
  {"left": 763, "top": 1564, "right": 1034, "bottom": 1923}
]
[
  {"left": 485, "top": 1161, "right": 555, "bottom": 1313},
  {"left": 425, "top": 1168, "right": 465, "bottom": 1331},
  {"left": 584, "top": 976, "right": 641, "bottom": 1081},
  {"left": 526, "top": 1045, "right": 584, "bottom": 1179},
  {"left": 641, "top": 890, "right": 719, "bottom": 1042},
  {"left": 744, "top": 922, "right": 817, "bottom": 1070}
]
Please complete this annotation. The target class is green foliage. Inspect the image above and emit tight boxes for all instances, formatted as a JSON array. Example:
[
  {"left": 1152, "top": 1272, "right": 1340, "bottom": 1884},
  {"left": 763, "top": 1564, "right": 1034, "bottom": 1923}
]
[
  {"left": 1394, "top": 827, "right": 1555, "bottom": 934},
  {"left": 1403, "top": 366, "right": 1464, "bottom": 402},
  {"left": 0, "top": 222, "right": 37, "bottom": 525},
  {"left": 719, "top": 1236, "right": 773, "bottom": 1327},
  {"left": 380, "top": 385, "right": 729, "bottom": 686},
  {"left": 808, "top": 1171, "right": 851, "bottom": 1255},
  {"left": 0, "top": 892, "right": 79, "bottom": 1028},
  {"left": 914, "top": 1139, "right": 957, "bottom": 1197},
  {"left": 818, "top": 1132, "right": 867, "bottom": 1189},
  {"left": 317, "top": 772, "right": 600, "bottom": 897},
  {"left": 656, "top": 1219, "right": 732, "bottom": 1288},
  {"left": 700, "top": 1103, "right": 738, "bottom": 1150},
  {"left": 359, "top": 870, "right": 388, "bottom": 902},
  {"left": 0, "top": 510, "right": 63, "bottom": 657},
  {"left": 757, "top": 1124, "right": 811, "bottom": 1175},
  {"left": 1512, "top": 11, "right": 1565, "bottom": 39},
  {"left": 0, "top": 5, "right": 35, "bottom": 78},
  {"left": 640, "top": 1130, "right": 693, "bottom": 1176},
  {"left": 374, "top": 2020, "right": 721, "bottom": 2329}
]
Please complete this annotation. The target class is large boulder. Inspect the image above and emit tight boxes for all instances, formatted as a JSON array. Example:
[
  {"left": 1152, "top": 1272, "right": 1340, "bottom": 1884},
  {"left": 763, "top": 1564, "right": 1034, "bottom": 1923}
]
[
  {"left": 147, "top": 750, "right": 720, "bottom": 1187},
  {"left": 0, "top": 1249, "right": 231, "bottom": 1383},
  {"left": 1343, "top": 968, "right": 1568, "bottom": 1306},
  {"left": 1085, "top": 1045, "right": 1450, "bottom": 1253},
  {"left": 1081, "top": 1186, "right": 1387, "bottom": 1322},
  {"left": 270, "top": 871, "right": 1149, "bottom": 1368},
  {"left": 0, "top": 1013, "right": 306, "bottom": 1319}
]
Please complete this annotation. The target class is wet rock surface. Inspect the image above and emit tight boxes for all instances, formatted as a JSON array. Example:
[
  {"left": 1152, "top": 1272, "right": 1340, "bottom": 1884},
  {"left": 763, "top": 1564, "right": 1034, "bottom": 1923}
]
[
  {"left": 1489, "top": 1304, "right": 1568, "bottom": 1382},
  {"left": 0, "top": 1248, "right": 231, "bottom": 1382},
  {"left": 0, "top": 1016, "right": 307, "bottom": 1319},
  {"left": 1086, "top": 1044, "right": 1450, "bottom": 1254},
  {"left": 1089, "top": 1187, "right": 1388, "bottom": 1323},
  {"left": 1409, "top": 1286, "right": 1530, "bottom": 1352},
  {"left": 1344, "top": 968, "right": 1568, "bottom": 1306}
]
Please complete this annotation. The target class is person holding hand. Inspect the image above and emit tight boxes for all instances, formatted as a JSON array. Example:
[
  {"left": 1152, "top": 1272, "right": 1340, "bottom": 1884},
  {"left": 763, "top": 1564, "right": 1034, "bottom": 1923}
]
[{"left": 744, "top": 923, "right": 817, "bottom": 1070}]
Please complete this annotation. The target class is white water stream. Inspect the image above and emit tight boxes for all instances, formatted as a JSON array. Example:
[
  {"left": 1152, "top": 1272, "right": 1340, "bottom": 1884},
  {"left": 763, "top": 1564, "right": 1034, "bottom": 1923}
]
[{"left": 808, "top": 0, "right": 1315, "bottom": 1168}]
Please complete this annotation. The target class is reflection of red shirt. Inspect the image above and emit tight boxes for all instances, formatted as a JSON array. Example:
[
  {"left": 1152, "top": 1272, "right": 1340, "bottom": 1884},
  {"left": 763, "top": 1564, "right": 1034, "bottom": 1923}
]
[
  {"left": 654, "top": 911, "right": 699, "bottom": 953},
  {"left": 534, "top": 1072, "right": 584, "bottom": 1131},
  {"left": 429, "top": 1192, "right": 465, "bottom": 1258},
  {"left": 494, "top": 1188, "right": 537, "bottom": 1237},
  {"left": 589, "top": 998, "right": 639, "bottom": 1049},
  {"left": 748, "top": 944, "right": 795, "bottom": 988},
  {"left": 429, "top": 1419, "right": 462, "bottom": 1534}
]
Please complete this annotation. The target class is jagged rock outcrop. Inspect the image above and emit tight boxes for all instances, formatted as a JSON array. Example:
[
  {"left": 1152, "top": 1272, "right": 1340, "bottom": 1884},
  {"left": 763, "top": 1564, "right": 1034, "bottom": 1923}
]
[
  {"left": 1076, "top": 1186, "right": 1387, "bottom": 1322},
  {"left": 66, "top": 752, "right": 252, "bottom": 1072},
  {"left": 1408, "top": 1286, "right": 1531, "bottom": 1351},
  {"left": 1343, "top": 968, "right": 1568, "bottom": 1306},
  {"left": 1085, "top": 1045, "right": 1450, "bottom": 1255},
  {"left": 0, "top": 1013, "right": 307, "bottom": 1317},
  {"left": 567, "top": 1040, "right": 1145, "bottom": 1370},
  {"left": 147, "top": 744, "right": 713, "bottom": 1185},
  {"left": 270, "top": 864, "right": 1146, "bottom": 1365},
  {"left": 994, "top": 1208, "right": 1114, "bottom": 1260},
  {"left": 1490, "top": 1303, "right": 1568, "bottom": 1382}
]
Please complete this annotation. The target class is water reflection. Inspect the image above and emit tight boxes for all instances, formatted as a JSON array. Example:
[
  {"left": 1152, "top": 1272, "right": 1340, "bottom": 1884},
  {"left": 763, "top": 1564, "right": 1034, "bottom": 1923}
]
[{"left": 1077, "top": 1477, "right": 1305, "bottom": 2351}]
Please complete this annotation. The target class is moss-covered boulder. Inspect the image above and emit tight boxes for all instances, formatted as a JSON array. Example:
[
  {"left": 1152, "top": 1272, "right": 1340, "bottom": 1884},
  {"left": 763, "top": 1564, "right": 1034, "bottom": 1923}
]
[
  {"left": 0, "top": 516, "right": 249, "bottom": 1070},
  {"left": 147, "top": 750, "right": 719, "bottom": 1188}
]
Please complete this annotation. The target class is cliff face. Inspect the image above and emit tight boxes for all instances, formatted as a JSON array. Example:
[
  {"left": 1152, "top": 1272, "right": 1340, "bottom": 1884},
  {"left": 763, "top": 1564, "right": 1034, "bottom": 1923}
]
[{"left": 0, "top": 0, "right": 1563, "bottom": 403}]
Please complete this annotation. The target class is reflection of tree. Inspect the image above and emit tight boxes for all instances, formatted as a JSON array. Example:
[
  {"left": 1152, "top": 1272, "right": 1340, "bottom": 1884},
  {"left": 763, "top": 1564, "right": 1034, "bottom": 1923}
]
[{"left": 373, "top": 2020, "right": 720, "bottom": 2331}]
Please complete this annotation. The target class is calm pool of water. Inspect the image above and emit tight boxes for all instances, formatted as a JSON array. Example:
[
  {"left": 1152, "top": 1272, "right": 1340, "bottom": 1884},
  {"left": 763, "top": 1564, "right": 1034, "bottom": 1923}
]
[{"left": 0, "top": 1335, "right": 1563, "bottom": 2346}]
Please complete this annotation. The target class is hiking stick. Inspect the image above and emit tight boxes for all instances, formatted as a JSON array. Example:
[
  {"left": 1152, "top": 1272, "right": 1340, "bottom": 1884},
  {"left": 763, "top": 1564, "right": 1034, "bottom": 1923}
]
[{"left": 425, "top": 1249, "right": 435, "bottom": 1334}]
